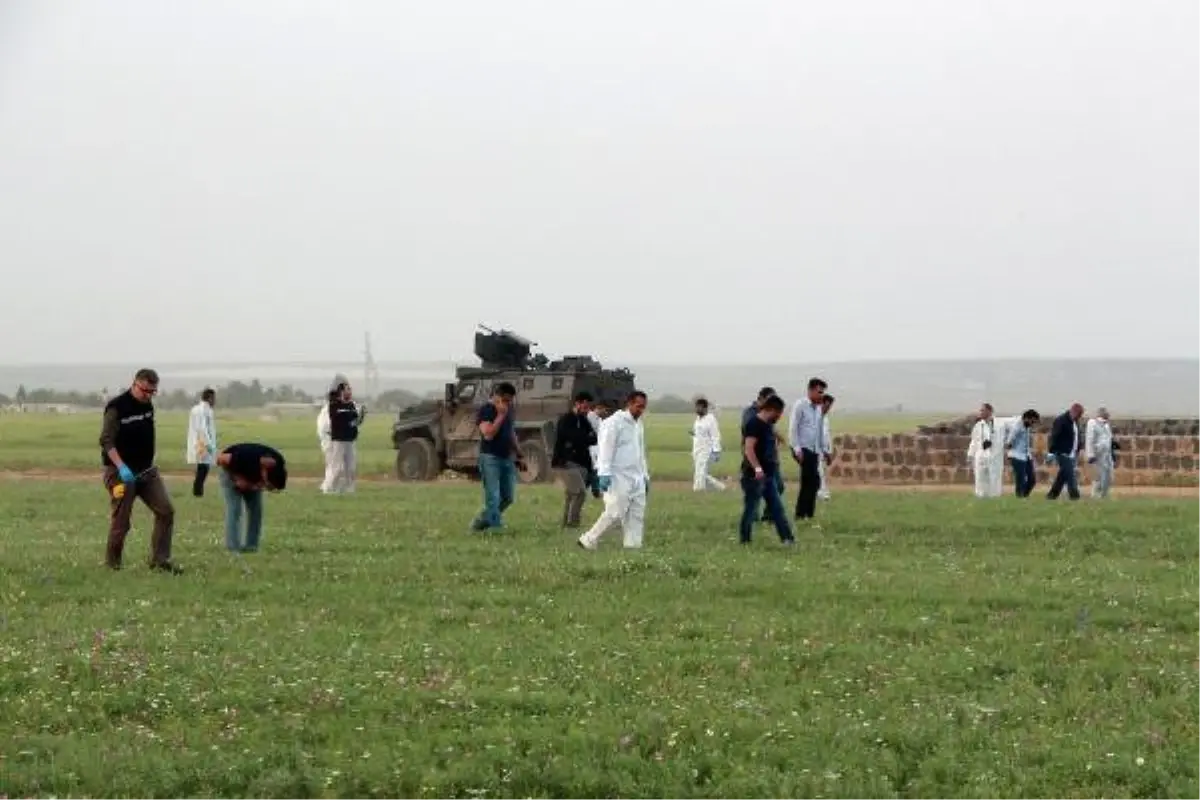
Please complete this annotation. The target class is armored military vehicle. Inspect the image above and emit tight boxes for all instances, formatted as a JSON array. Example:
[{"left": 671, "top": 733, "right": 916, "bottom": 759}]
[{"left": 391, "top": 325, "right": 637, "bottom": 484}]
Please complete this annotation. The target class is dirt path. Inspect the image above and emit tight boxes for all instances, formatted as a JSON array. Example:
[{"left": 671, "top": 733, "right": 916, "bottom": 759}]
[{"left": 1, "top": 469, "right": 1195, "bottom": 498}]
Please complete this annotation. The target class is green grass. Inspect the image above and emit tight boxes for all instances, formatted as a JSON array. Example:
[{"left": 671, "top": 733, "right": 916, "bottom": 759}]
[
  {"left": 0, "top": 410, "right": 939, "bottom": 481},
  {"left": 0, "top": 478, "right": 1195, "bottom": 797}
]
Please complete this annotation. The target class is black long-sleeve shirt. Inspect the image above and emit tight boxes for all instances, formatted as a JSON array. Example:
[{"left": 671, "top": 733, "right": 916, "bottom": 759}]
[{"left": 551, "top": 411, "right": 597, "bottom": 470}]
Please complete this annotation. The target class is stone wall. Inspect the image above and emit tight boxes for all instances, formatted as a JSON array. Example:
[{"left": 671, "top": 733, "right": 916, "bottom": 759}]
[{"left": 829, "top": 419, "right": 1200, "bottom": 487}]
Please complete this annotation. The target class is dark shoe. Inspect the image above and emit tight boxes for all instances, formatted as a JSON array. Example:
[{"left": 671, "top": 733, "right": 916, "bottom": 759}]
[
  {"left": 150, "top": 561, "right": 184, "bottom": 575},
  {"left": 106, "top": 561, "right": 122, "bottom": 571},
  {"left": 239, "top": 547, "right": 258, "bottom": 553}
]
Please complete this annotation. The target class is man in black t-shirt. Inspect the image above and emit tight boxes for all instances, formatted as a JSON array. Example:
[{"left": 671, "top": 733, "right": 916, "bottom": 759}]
[
  {"left": 739, "top": 395, "right": 795, "bottom": 545},
  {"left": 216, "top": 442, "right": 288, "bottom": 553},
  {"left": 97, "top": 368, "right": 181, "bottom": 573}
]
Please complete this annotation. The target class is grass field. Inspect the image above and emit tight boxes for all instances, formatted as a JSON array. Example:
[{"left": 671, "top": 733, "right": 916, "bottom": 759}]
[
  {"left": 0, "top": 476, "right": 1196, "bottom": 797},
  {"left": 0, "top": 410, "right": 939, "bottom": 481}
]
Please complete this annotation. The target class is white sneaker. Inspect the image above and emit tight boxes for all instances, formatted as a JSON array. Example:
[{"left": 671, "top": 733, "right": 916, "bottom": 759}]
[{"left": 577, "top": 536, "right": 597, "bottom": 551}]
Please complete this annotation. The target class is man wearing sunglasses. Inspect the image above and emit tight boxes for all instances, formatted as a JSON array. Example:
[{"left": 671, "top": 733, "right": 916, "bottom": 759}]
[{"left": 98, "top": 368, "right": 181, "bottom": 573}]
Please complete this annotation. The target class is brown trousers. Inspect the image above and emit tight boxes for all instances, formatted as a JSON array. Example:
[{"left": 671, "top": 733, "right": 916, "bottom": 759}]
[
  {"left": 557, "top": 464, "right": 589, "bottom": 527},
  {"left": 102, "top": 466, "right": 175, "bottom": 567}
]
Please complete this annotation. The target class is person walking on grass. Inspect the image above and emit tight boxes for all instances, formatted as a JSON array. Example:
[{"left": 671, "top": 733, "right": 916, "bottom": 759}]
[
  {"left": 1085, "top": 407, "right": 1115, "bottom": 499},
  {"left": 186, "top": 387, "right": 217, "bottom": 497},
  {"left": 789, "top": 377, "right": 828, "bottom": 523},
  {"left": 690, "top": 397, "right": 725, "bottom": 492},
  {"left": 1005, "top": 408, "right": 1041, "bottom": 498},
  {"left": 471, "top": 382, "right": 525, "bottom": 532},
  {"left": 578, "top": 391, "right": 651, "bottom": 551},
  {"left": 739, "top": 394, "right": 796, "bottom": 546},
  {"left": 552, "top": 390, "right": 598, "bottom": 529},
  {"left": 744, "top": 386, "right": 786, "bottom": 521},
  {"left": 98, "top": 368, "right": 181, "bottom": 573},
  {"left": 817, "top": 394, "right": 835, "bottom": 501},
  {"left": 1046, "top": 403, "right": 1085, "bottom": 501},
  {"left": 967, "top": 402, "right": 1002, "bottom": 498},
  {"left": 216, "top": 442, "right": 288, "bottom": 553}
]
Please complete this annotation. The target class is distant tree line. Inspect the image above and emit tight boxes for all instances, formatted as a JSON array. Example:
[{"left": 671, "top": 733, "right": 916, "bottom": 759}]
[{"left": 1, "top": 382, "right": 424, "bottom": 412}]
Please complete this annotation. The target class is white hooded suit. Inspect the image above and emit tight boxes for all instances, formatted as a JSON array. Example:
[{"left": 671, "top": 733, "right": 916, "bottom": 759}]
[{"left": 579, "top": 409, "right": 650, "bottom": 549}]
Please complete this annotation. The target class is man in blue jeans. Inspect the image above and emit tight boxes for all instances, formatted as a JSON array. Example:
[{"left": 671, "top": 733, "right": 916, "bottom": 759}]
[
  {"left": 743, "top": 386, "right": 786, "bottom": 522},
  {"left": 1046, "top": 403, "right": 1084, "bottom": 501},
  {"left": 216, "top": 442, "right": 288, "bottom": 553},
  {"left": 471, "top": 382, "right": 525, "bottom": 532},
  {"left": 739, "top": 394, "right": 795, "bottom": 546},
  {"left": 1005, "top": 409, "right": 1040, "bottom": 497}
]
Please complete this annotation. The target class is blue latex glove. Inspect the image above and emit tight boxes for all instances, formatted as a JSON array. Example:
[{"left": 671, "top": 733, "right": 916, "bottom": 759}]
[
  {"left": 595, "top": 475, "right": 612, "bottom": 493},
  {"left": 117, "top": 464, "right": 136, "bottom": 483}
]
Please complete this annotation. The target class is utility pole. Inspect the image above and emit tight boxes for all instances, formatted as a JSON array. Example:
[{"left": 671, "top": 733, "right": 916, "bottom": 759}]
[{"left": 363, "top": 331, "right": 380, "bottom": 400}]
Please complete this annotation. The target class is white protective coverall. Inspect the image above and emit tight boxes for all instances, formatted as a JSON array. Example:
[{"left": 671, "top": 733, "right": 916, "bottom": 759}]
[
  {"left": 185, "top": 400, "right": 217, "bottom": 465},
  {"left": 587, "top": 410, "right": 602, "bottom": 465},
  {"left": 691, "top": 412, "right": 725, "bottom": 491},
  {"left": 817, "top": 414, "right": 833, "bottom": 500},
  {"left": 967, "top": 417, "right": 1003, "bottom": 497},
  {"left": 1085, "top": 416, "right": 1114, "bottom": 498},
  {"left": 579, "top": 409, "right": 650, "bottom": 550}
]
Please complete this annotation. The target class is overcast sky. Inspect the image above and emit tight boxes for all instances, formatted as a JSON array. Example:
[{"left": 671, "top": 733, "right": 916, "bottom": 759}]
[{"left": 1, "top": 0, "right": 1196, "bottom": 366}]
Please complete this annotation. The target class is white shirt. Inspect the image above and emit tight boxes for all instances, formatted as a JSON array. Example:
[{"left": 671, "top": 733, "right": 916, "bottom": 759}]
[
  {"left": 595, "top": 409, "right": 649, "bottom": 481},
  {"left": 691, "top": 413, "right": 722, "bottom": 456},
  {"left": 821, "top": 415, "right": 832, "bottom": 455},
  {"left": 1085, "top": 417, "right": 1112, "bottom": 460},
  {"left": 789, "top": 400, "right": 824, "bottom": 454},
  {"left": 185, "top": 401, "right": 216, "bottom": 465}
]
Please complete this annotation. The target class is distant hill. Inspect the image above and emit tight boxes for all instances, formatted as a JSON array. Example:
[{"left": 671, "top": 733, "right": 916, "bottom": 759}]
[{"left": 0, "top": 359, "right": 1195, "bottom": 416}]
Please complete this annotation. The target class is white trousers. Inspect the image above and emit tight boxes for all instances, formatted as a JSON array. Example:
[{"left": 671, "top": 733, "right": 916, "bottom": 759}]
[
  {"left": 818, "top": 457, "right": 830, "bottom": 500},
  {"left": 322, "top": 440, "right": 358, "bottom": 494},
  {"left": 580, "top": 477, "right": 647, "bottom": 549},
  {"left": 973, "top": 454, "right": 1002, "bottom": 497},
  {"left": 1091, "top": 451, "right": 1114, "bottom": 498},
  {"left": 692, "top": 452, "right": 725, "bottom": 492}
]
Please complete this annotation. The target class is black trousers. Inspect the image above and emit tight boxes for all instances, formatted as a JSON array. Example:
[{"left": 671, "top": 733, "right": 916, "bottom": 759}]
[
  {"left": 192, "top": 463, "right": 210, "bottom": 497},
  {"left": 795, "top": 448, "right": 820, "bottom": 519}
]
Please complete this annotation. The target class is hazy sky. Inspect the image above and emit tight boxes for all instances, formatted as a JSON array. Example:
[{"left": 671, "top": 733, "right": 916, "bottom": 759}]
[{"left": 1, "top": 0, "right": 1196, "bottom": 366}]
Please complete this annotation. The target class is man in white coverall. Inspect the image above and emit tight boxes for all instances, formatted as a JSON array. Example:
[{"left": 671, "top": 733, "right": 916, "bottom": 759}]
[
  {"left": 186, "top": 388, "right": 217, "bottom": 497},
  {"left": 966, "top": 402, "right": 1003, "bottom": 497},
  {"left": 690, "top": 397, "right": 725, "bottom": 491},
  {"left": 578, "top": 391, "right": 651, "bottom": 551},
  {"left": 1085, "top": 407, "right": 1115, "bottom": 499},
  {"left": 817, "top": 394, "right": 835, "bottom": 501}
]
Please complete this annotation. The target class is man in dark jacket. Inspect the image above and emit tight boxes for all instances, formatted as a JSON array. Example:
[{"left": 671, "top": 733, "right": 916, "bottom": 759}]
[
  {"left": 1046, "top": 403, "right": 1084, "bottom": 501},
  {"left": 98, "top": 368, "right": 181, "bottom": 573},
  {"left": 552, "top": 391, "right": 597, "bottom": 528}
]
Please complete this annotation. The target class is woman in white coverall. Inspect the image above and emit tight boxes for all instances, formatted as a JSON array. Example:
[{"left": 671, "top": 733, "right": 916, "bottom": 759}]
[
  {"left": 578, "top": 391, "right": 651, "bottom": 551},
  {"left": 690, "top": 397, "right": 725, "bottom": 491},
  {"left": 966, "top": 402, "right": 1003, "bottom": 497}
]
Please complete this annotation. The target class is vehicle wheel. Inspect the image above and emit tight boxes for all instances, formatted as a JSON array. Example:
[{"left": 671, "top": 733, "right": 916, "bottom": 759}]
[
  {"left": 517, "top": 439, "right": 550, "bottom": 484},
  {"left": 395, "top": 438, "right": 437, "bottom": 481}
]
